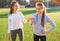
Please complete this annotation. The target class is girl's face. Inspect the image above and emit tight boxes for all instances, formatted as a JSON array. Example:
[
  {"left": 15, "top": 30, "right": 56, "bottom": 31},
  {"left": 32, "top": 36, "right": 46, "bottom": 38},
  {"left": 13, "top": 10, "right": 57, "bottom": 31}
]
[
  {"left": 36, "top": 6, "right": 44, "bottom": 14},
  {"left": 12, "top": 2, "right": 19, "bottom": 12}
]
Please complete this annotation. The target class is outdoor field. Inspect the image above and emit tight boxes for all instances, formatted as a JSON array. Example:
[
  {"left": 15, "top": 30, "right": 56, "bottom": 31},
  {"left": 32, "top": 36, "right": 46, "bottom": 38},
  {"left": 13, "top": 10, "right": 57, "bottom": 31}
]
[{"left": 0, "top": 8, "right": 60, "bottom": 41}]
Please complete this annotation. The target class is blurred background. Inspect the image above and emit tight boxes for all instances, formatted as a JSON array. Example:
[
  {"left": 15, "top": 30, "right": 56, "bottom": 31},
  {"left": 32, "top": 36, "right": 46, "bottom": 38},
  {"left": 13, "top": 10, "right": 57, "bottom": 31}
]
[
  {"left": 0, "top": 0, "right": 60, "bottom": 41},
  {"left": 0, "top": 0, "right": 60, "bottom": 8}
]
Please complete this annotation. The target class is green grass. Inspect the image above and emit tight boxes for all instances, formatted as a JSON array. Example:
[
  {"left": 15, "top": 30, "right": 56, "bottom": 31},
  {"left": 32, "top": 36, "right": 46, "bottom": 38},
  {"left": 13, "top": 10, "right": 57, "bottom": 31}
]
[{"left": 0, "top": 8, "right": 60, "bottom": 41}]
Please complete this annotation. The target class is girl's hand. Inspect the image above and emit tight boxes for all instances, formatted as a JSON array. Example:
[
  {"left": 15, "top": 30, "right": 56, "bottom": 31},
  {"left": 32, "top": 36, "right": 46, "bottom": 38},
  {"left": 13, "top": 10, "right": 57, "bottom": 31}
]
[
  {"left": 41, "top": 30, "right": 49, "bottom": 34},
  {"left": 8, "top": 33, "right": 10, "bottom": 41},
  {"left": 28, "top": 17, "right": 34, "bottom": 25}
]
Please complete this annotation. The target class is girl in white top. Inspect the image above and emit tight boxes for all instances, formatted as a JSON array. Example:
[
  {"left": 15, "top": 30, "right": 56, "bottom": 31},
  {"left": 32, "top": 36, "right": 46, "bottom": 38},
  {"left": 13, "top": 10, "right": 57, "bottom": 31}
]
[
  {"left": 8, "top": 1, "right": 27, "bottom": 41},
  {"left": 28, "top": 2, "right": 56, "bottom": 41}
]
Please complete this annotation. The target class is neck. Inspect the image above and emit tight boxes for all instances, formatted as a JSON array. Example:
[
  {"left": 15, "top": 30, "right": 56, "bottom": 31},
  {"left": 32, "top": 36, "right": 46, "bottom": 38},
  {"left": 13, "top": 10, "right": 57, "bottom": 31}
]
[
  {"left": 37, "top": 12, "right": 43, "bottom": 16},
  {"left": 13, "top": 10, "right": 18, "bottom": 14}
]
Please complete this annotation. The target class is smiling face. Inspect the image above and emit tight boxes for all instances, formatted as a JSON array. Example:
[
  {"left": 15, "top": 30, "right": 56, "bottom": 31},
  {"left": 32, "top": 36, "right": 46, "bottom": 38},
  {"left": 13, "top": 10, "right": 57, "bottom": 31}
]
[
  {"left": 36, "top": 6, "right": 43, "bottom": 13},
  {"left": 10, "top": 1, "right": 20, "bottom": 14},
  {"left": 12, "top": 2, "right": 19, "bottom": 12},
  {"left": 35, "top": 3, "right": 44, "bottom": 15}
]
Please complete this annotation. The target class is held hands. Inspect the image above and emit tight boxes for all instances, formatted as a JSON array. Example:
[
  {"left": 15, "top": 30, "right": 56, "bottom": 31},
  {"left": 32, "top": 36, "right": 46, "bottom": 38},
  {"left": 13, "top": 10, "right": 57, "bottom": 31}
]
[
  {"left": 28, "top": 17, "right": 34, "bottom": 25},
  {"left": 41, "top": 30, "right": 49, "bottom": 34}
]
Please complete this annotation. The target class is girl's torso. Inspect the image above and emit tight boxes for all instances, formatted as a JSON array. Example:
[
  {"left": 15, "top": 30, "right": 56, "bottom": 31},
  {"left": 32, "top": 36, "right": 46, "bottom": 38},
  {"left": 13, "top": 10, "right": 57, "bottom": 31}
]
[
  {"left": 8, "top": 12, "right": 23, "bottom": 30},
  {"left": 32, "top": 13, "right": 48, "bottom": 36}
]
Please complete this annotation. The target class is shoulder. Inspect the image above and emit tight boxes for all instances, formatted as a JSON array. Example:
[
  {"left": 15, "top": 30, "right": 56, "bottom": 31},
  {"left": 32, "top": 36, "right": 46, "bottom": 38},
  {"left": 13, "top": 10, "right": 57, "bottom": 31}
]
[
  {"left": 32, "top": 13, "right": 37, "bottom": 17},
  {"left": 8, "top": 14, "right": 12, "bottom": 20},
  {"left": 18, "top": 12, "right": 23, "bottom": 14},
  {"left": 18, "top": 12, "right": 24, "bottom": 16},
  {"left": 8, "top": 14, "right": 12, "bottom": 18},
  {"left": 45, "top": 14, "right": 50, "bottom": 18},
  {"left": 45, "top": 14, "right": 51, "bottom": 20}
]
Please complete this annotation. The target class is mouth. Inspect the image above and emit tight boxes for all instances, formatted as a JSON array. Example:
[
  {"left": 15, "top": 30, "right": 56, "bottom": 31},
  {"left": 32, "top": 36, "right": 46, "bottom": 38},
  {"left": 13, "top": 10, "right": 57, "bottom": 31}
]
[{"left": 16, "top": 8, "right": 18, "bottom": 10}]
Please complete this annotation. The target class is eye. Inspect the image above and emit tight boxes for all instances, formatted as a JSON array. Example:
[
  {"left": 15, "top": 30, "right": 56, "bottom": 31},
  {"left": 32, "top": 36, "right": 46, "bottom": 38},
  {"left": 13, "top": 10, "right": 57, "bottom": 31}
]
[{"left": 37, "top": 8, "right": 43, "bottom": 10}]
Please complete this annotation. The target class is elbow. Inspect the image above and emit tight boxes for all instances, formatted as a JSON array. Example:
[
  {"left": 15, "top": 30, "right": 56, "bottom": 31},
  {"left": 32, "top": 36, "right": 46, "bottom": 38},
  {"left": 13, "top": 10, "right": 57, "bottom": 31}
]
[
  {"left": 54, "top": 24, "right": 56, "bottom": 28},
  {"left": 53, "top": 24, "right": 56, "bottom": 29}
]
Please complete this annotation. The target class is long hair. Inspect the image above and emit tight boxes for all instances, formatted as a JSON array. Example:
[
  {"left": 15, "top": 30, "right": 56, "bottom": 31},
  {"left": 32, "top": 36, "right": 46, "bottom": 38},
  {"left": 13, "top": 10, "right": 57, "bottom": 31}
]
[
  {"left": 10, "top": 1, "right": 19, "bottom": 14},
  {"left": 36, "top": 2, "right": 46, "bottom": 27}
]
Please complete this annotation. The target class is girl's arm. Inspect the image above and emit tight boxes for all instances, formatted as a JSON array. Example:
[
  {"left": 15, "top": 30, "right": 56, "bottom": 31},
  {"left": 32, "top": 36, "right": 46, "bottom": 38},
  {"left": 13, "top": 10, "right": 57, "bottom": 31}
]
[
  {"left": 47, "top": 15, "right": 56, "bottom": 32},
  {"left": 28, "top": 14, "right": 35, "bottom": 25},
  {"left": 28, "top": 17, "right": 34, "bottom": 25},
  {"left": 8, "top": 33, "right": 11, "bottom": 41},
  {"left": 8, "top": 16, "right": 11, "bottom": 41},
  {"left": 21, "top": 13, "right": 27, "bottom": 23}
]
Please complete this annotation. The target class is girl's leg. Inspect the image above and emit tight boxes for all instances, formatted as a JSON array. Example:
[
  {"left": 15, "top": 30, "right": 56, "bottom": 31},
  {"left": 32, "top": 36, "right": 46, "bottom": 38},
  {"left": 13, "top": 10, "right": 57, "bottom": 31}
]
[
  {"left": 34, "top": 34, "right": 39, "bottom": 41},
  {"left": 40, "top": 36, "right": 46, "bottom": 41},
  {"left": 11, "top": 30, "right": 17, "bottom": 41},
  {"left": 18, "top": 29, "right": 23, "bottom": 41}
]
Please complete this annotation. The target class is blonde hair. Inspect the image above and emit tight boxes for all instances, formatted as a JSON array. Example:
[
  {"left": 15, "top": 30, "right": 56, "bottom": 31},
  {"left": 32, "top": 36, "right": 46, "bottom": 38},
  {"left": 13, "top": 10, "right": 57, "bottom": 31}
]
[{"left": 36, "top": 2, "right": 46, "bottom": 12}]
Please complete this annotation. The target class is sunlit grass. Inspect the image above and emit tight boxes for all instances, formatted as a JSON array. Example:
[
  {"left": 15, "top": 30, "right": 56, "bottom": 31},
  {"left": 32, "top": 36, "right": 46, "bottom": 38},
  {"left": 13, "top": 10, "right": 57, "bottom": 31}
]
[{"left": 0, "top": 8, "right": 60, "bottom": 41}]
